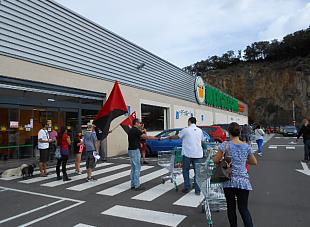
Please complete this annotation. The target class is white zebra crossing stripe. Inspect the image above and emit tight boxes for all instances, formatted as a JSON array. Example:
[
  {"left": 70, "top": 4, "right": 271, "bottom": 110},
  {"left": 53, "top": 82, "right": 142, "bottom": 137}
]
[
  {"left": 67, "top": 166, "right": 153, "bottom": 191},
  {"left": 73, "top": 224, "right": 96, "bottom": 227},
  {"left": 41, "top": 163, "right": 127, "bottom": 187},
  {"left": 131, "top": 173, "right": 183, "bottom": 201},
  {"left": 0, "top": 162, "right": 86, "bottom": 181},
  {"left": 101, "top": 205, "right": 186, "bottom": 227},
  {"left": 131, "top": 169, "right": 194, "bottom": 201},
  {"left": 286, "top": 146, "right": 295, "bottom": 150},
  {"left": 19, "top": 162, "right": 112, "bottom": 184},
  {"left": 269, "top": 146, "right": 277, "bottom": 149},
  {"left": 173, "top": 189, "right": 204, "bottom": 207},
  {"left": 96, "top": 168, "right": 169, "bottom": 196}
]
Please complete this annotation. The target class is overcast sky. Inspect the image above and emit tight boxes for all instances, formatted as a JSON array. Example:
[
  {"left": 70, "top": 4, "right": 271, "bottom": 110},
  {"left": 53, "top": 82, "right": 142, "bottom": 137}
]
[{"left": 55, "top": 0, "right": 310, "bottom": 68}]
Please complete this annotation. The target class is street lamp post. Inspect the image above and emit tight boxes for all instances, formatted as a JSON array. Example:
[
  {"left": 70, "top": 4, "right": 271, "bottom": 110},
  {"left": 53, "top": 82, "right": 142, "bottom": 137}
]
[{"left": 292, "top": 100, "right": 296, "bottom": 126}]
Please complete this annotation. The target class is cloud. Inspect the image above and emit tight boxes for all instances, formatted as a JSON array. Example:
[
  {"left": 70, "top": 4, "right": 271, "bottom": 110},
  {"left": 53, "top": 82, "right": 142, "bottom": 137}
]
[{"left": 56, "top": 0, "right": 310, "bottom": 67}]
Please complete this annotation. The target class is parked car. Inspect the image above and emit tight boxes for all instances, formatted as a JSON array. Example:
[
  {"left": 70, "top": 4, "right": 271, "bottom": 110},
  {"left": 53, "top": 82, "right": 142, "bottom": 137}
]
[
  {"left": 146, "top": 128, "right": 214, "bottom": 156},
  {"left": 199, "top": 125, "right": 227, "bottom": 143},
  {"left": 283, "top": 126, "right": 298, "bottom": 137}
]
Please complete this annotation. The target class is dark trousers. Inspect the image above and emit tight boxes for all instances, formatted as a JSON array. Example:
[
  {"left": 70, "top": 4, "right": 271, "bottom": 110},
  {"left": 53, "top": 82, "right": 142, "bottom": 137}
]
[
  {"left": 304, "top": 140, "right": 310, "bottom": 161},
  {"left": 56, "top": 155, "right": 68, "bottom": 178},
  {"left": 224, "top": 188, "right": 253, "bottom": 227}
]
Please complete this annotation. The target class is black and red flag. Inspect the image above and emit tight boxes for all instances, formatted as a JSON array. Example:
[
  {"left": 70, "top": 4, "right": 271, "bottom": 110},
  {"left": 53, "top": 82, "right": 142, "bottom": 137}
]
[
  {"left": 93, "top": 81, "right": 128, "bottom": 140},
  {"left": 120, "top": 111, "right": 137, "bottom": 134}
]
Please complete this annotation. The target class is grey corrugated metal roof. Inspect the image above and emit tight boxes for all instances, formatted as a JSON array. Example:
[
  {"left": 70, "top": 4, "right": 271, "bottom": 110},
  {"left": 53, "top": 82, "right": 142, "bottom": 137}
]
[{"left": 0, "top": 0, "right": 196, "bottom": 103}]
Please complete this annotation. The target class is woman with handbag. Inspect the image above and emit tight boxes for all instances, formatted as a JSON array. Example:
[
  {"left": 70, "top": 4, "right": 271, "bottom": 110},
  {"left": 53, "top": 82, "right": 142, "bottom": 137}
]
[{"left": 214, "top": 122, "right": 257, "bottom": 227}]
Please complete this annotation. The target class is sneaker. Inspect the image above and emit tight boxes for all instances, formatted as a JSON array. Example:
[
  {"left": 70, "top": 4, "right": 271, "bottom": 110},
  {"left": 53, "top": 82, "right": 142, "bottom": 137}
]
[
  {"left": 195, "top": 191, "right": 201, "bottom": 195},
  {"left": 86, "top": 176, "right": 96, "bottom": 182},
  {"left": 75, "top": 171, "right": 82, "bottom": 175},
  {"left": 63, "top": 177, "right": 71, "bottom": 182},
  {"left": 257, "top": 153, "right": 263, "bottom": 157},
  {"left": 134, "top": 186, "right": 145, "bottom": 191},
  {"left": 182, "top": 188, "right": 190, "bottom": 193},
  {"left": 130, "top": 186, "right": 135, "bottom": 190}
]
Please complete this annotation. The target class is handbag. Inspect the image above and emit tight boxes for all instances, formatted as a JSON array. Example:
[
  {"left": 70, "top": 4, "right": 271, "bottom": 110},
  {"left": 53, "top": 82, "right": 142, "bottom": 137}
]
[
  {"left": 55, "top": 147, "right": 61, "bottom": 159},
  {"left": 210, "top": 142, "right": 232, "bottom": 183}
]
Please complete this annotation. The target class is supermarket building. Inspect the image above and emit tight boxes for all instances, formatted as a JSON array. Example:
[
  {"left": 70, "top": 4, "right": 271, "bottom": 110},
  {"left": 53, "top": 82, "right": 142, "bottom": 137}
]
[{"left": 0, "top": 0, "right": 248, "bottom": 161}]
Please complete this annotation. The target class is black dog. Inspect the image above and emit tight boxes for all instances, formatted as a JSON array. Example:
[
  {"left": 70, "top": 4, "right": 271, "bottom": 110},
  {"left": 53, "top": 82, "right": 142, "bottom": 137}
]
[{"left": 21, "top": 164, "right": 36, "bottom": 179}]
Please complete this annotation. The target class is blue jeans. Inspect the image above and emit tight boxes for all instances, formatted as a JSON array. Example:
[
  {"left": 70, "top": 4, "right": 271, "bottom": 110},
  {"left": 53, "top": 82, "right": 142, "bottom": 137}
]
[
  {"left": 182, "top": 155, "right": 202, "bottom": 193},
  {"left": 128, "top": 149, "right": 141, "bottom": 188},
  {"left": 256, "top": 139, "right": 264, "bottom": 154}
]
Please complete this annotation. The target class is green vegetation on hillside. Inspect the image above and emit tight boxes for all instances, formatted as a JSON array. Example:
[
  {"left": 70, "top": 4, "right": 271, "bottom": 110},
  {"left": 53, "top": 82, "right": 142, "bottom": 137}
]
[{"left": 184, "top": 26, "right": 310, "bottom": 75}]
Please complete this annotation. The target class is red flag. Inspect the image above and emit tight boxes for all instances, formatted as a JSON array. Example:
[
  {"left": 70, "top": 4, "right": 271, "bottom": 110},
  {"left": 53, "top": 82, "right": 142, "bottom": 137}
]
[
  {"left": 120, "top": 112, "right": 137, "bottom": 134},
  {"left": 93, "top": 81, "right": 128, "bottom": 140}
]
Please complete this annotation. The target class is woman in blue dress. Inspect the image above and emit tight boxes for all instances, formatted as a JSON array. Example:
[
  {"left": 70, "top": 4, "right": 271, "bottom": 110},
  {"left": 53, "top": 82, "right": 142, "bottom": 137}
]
[{"left": 214, "top": 122, "right": 257, "bottom": 227}]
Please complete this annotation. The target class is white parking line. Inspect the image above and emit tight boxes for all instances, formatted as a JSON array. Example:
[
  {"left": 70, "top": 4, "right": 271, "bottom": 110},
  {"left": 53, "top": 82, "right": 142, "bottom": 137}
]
[
  {"left": 102, "top": 205, "right": 186, "bottom": 227},
  {"left": 0, "top": 186, "right": 85, "bottom": 226},
  {"left": 0, "top": 200, "right": 65, "bottom": 224},
  {"left": 268, "top": 146, "right": 278, "bottom": 149},
  {"left": 97, "top": 168, "right": 168, "bottom": 196}
]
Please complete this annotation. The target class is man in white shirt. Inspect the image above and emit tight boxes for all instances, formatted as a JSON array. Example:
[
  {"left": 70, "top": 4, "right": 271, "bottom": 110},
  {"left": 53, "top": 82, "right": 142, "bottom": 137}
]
[
  {"left": 167, "top": 117, "right": 204, "bottom": 195},
  {"left": 38, "top": 122, "right": 52, "bottom": 177}
]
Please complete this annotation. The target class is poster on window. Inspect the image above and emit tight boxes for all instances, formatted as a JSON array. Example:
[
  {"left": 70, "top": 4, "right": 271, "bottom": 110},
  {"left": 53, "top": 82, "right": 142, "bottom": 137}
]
[
  {"left": 174, "top": 105, "right": 195, "bottom": 128},
  {"left": 10, "top": 121, "right": 19, "bottom": 128}
]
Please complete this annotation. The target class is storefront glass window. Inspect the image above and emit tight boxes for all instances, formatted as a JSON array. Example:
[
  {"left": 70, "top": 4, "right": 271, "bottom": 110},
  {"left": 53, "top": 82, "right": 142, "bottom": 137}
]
[{"left": 141, "top": 104, "right": 167, "bottom": 131}]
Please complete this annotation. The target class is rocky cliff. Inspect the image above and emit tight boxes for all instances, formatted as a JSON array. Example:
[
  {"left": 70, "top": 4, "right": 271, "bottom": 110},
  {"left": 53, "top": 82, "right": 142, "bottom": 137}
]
[{"left": 202, "top": 56, "right": 310, "bottom": 126}]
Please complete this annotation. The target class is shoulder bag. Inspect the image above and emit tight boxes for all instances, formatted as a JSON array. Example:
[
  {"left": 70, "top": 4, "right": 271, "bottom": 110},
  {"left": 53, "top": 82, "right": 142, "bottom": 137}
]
[{"left": 210, "top": 142, "right": 233, "bottom": 183}]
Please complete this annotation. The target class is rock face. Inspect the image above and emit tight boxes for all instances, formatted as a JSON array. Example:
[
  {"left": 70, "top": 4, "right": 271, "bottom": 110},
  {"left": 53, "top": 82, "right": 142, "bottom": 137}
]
[{"left": 203, "top": 57, "right": 310, "bottom": 126}]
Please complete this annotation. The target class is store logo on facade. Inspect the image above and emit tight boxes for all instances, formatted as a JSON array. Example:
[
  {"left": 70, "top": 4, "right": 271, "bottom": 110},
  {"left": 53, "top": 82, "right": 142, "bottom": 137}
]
[{"left": 194, "top": 76, "right": 205, "bottom": 105}]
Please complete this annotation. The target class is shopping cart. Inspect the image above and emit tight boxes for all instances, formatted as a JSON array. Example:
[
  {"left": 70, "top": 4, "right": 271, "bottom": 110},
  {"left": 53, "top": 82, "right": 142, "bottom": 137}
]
[
  {"left": 195, "top": 147, "right": 227, "bottom": 227},
  {"left": 157, "top": 147, "right": 183, "bottom": 191}
]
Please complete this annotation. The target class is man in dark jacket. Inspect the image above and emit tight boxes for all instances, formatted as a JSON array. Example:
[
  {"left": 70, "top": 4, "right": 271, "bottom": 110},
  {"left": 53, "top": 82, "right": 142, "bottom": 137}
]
[{"left": 296, "top": 118, "right": 310, "bottom": 162}]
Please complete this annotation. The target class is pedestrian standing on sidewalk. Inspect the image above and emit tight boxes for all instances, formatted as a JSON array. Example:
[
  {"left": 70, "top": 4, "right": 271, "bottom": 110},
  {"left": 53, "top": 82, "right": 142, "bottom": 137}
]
[
  {"left": 254, "top": 124, "right": 265, "bottom": 156},
  {"left": 84, "top": 123, "right": 98, "bottom": 181},
  {"left": 296, "top": 118, "right": 310, "bottom": 162},
  {"left": 214, "top": 122, "right": 257, "bottom": 227},
  {"left": 128, "top": 118, "right": 158, "bottom": 191},
  {"left": 38, "top": 121, "right": 52, "bottom": 177},
  {"left": 56, "top": 127, "right": 71, "bottom": 181},
  {"left": 73, "top": 131, "right": 84, "bottom": 174},
  {"left": 166, "top": 117, "right": 204, "bottom": 195}
]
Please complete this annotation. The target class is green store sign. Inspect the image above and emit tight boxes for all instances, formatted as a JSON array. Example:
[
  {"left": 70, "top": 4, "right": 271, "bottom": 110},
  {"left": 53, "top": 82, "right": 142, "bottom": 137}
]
[{"left": 204, "top": 84, "right": 240, "bottom": 112}]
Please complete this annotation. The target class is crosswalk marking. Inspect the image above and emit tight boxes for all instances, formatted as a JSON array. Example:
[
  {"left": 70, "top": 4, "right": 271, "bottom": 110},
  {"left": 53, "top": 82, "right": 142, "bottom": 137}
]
[
  {"left": 97, "top": 168, "right": 169, "bottom": 196},
  {"left": 67, "top": 166, "right": 153, "bottom": 191},
  {"left": 173, "top": 189, "right": 204, "bottom": 207},
  {"left": 0, "top": 162, "right": 86, "bottom": 181},
  {"left": 41, "top": 163, "right": 127, "bottom": 187},
  {"left": 19, "top": 163, "right": 112, "bottom": 184},
  {"left": 131, "top": 173, "right": 183, "bottom": 201},
  {"left": 101, "top": 205, "right": 186, "bottom": 227},
  {"left": 269, "top": 146, "right": 277, "bottom": 149},
  {"left": 73, "top": 224, "right": 96, "bottom": 227},
  {"left": 286, "top": 146, "right": 295, "bottom": 150}
]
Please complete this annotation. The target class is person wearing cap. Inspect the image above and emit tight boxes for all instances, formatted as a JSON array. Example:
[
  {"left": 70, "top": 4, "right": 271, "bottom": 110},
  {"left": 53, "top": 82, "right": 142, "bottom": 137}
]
[
  {"left": 84, "top": 123, "right": 98, "bottom": 181},
  {"left": 128, "top": 118, "right": 158, "bottom": 191}
]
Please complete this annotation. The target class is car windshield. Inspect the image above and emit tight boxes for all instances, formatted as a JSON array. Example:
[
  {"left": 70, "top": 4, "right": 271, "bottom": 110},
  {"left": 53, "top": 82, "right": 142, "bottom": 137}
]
[{"left": 156, "top": 130, "right": 180, "bottom": 137}]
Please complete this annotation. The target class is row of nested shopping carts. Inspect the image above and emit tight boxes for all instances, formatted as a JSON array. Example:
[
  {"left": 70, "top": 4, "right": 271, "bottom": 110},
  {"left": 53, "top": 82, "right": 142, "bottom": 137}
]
[{"left": 157, "top": 146, "right": 226, "bottom": 227}]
